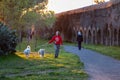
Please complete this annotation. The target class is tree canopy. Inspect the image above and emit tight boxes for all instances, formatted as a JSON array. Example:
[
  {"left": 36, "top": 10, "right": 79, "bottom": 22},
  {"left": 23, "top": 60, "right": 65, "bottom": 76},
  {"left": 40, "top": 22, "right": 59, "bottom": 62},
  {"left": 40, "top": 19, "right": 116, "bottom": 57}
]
[{"left": 0, "top": 0, "right": 55, "bottom": 29}]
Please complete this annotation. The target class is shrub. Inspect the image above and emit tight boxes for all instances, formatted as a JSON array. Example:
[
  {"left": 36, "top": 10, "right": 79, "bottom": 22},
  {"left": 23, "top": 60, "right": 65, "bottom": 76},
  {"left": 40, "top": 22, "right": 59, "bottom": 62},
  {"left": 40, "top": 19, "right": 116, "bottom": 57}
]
[{"left": 0, "top": 22, "right": 18, "bottom": 55}]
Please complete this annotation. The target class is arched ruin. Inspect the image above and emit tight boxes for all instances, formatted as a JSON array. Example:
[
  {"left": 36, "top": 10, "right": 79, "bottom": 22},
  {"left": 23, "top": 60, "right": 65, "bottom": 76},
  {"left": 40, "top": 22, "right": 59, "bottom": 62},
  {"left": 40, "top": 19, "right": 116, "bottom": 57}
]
[{"left": 53, "top": 0, "right": 120, "bottom": 46}]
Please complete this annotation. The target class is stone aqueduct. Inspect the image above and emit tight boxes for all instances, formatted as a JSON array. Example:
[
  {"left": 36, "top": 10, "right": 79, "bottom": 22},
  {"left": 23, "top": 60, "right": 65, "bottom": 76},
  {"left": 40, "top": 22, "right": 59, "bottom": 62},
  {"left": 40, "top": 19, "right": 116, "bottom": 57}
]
[{"left": 53, "top": 0, "right": 120, "bottom": 46}]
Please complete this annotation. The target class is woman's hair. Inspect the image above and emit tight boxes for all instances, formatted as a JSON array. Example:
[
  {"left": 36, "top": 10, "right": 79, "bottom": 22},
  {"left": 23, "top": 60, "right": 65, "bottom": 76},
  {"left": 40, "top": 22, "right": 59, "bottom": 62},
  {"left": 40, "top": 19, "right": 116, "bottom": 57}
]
[
  {"left": 56, "top": 31, "right": 60, "bottom": 35},
  {"left": 78, "top": 31, "right": 81, "bottom": 35}
]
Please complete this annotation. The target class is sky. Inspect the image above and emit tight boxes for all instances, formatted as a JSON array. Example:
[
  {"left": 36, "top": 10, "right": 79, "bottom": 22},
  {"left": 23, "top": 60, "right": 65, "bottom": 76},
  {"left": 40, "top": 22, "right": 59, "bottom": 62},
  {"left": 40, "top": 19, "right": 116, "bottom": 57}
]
[{"left": 47, "top": 0, "right": 110, "bottom": 13}]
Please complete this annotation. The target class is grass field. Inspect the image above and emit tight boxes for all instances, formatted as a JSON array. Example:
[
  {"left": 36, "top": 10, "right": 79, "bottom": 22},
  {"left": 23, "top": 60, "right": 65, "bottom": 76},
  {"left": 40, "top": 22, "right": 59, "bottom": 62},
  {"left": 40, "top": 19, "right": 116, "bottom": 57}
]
[
  {"left": 64, "top": 42, "right": 120, "bottom": 60},
  {"left": 0, "top": 39, "right": 88, "bottom": 80},
  {"left": 83, "top": 44, "right": 120, "bottom": 60}
]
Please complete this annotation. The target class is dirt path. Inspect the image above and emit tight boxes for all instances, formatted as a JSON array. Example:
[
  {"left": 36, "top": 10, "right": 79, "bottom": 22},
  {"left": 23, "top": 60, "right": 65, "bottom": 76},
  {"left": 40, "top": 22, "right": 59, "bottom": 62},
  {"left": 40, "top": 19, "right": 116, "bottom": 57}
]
[{"left": 64, "top": 45, "right": 120, "bottom": 80}]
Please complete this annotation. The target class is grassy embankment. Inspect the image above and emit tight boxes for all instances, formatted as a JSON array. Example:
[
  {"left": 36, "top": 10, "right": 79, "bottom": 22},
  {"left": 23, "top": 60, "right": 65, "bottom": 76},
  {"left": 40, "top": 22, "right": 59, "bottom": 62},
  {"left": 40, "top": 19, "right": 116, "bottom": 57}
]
[{"left": 0, "top": 39, "right": 88, "bottom": 80}]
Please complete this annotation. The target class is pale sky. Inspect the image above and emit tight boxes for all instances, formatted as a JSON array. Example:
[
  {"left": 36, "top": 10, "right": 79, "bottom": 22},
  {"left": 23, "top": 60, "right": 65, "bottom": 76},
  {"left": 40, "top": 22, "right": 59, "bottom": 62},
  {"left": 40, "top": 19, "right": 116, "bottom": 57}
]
[{"left": 48, "top": 0, "right": 110, "bottom": 13}]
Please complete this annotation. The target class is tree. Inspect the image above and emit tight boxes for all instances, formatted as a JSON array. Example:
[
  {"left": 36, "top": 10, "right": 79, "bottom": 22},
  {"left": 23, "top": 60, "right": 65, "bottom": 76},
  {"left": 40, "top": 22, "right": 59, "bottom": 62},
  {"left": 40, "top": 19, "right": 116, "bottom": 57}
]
[
  {"left": 0, "top": 0, "right": 55, "bottom": 51},
  {"left": 0, "top": 22, "right": 17, "bottom": 55},
  {"left": 0, "top": 0, "right": 49, "bottom": 30},
  {"left": 0, "top": 0, "right": 54, "bottom": 35},
  {"left": 0, "top": 0, "right": 45, "bottom": 43}
]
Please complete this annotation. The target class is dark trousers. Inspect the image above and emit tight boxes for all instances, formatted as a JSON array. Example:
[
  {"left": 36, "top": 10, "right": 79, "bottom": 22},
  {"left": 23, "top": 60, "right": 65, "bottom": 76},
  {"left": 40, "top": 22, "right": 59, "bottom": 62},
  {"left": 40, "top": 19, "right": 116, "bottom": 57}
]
[
  {"left": 54, "top": 44, "right": 60, "bottom": 58},
  {"left": 78, "top": 41, "right": 81, "bottom": 50}
]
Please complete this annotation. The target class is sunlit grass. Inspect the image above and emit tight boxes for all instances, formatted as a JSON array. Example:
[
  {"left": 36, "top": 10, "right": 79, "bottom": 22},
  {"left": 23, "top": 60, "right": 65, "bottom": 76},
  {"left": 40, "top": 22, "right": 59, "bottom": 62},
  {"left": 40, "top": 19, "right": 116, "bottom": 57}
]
[
  {"left": 15, "top": 52, "right": 54, "bottom": 60},
  {"left": 0, "top": 39, "right": 88, "bottom": 80}
]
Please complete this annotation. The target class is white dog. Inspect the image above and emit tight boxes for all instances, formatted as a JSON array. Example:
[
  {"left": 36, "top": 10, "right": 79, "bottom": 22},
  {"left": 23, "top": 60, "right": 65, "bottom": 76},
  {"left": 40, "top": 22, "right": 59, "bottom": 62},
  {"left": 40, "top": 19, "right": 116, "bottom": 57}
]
[
  {"left": 38, "top": 49, "right": 45, "bottom": 58},
  {"left": 24, "top": 45, "right": 31, "bottom": 58}
]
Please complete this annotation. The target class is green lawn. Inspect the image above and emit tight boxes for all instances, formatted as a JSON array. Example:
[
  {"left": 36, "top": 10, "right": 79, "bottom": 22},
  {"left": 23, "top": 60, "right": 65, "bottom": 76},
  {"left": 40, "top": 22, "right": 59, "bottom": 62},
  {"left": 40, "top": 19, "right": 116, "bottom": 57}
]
[
  {"left": 64, "top": 42, "right": 120, "bottom": 60},
  {"left": 0, "top": 39, "right": 88, "bottom": 80},
  {"left": 83, "top": 44, "right": 120, "bottom": 60}
]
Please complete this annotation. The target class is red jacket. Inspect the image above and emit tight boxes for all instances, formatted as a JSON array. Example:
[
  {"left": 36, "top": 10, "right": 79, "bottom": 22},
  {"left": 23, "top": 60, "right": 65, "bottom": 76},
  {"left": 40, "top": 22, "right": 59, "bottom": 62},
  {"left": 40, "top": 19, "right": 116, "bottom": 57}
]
[{"left": 49, "top": 35, "right": 62, "bottom": 45}]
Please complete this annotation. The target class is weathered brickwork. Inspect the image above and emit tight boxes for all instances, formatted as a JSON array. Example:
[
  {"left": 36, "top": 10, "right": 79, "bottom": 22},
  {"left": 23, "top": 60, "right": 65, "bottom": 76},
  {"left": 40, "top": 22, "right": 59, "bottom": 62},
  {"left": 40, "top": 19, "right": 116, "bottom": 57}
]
[{"left": 53, "top": 0, "right": 120, "bottom": 46}]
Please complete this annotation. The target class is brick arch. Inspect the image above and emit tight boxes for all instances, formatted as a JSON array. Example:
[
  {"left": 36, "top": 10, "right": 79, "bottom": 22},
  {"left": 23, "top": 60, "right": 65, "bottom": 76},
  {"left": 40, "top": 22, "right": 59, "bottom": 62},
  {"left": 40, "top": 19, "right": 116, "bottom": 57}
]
[
  {"left": 113, "top": 28, "right": 118, "bottom": 45},
  {"left": 87, "top": 27, "right": 92, "bottom": 44},
  {"left": 107, "top": 24, "right": 113, "bottom": 46},
  {"left": 118, "top": 28, "right": 120, "bottom": 46},
  {"left": 83, "top": 27, "right": 87, "bottom": 43},
  {"left": 102, "top": 24, "right": 111, "bottom": 45},
  {"left": 97, "top": 28, "right": 101, "bottom": 44},
  {"left": 108, "top": 27, "right": 112, "bottom": 46},
  {"left": 72, "top": 26, "right": 77, "bottom": 42},
  {"left": 92, "top": 28, "right": 96, "bottom": 44}
]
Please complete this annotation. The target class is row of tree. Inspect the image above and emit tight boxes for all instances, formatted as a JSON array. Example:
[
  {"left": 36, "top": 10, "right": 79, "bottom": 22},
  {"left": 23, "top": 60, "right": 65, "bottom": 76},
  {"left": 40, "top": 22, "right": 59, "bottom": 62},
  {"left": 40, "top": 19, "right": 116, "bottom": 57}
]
[
  {"left": 0, "top": 0, "right": 55, "bottom": 37},
  {"left": 0, "top": 0, "right": 56, "bottom": 52}
]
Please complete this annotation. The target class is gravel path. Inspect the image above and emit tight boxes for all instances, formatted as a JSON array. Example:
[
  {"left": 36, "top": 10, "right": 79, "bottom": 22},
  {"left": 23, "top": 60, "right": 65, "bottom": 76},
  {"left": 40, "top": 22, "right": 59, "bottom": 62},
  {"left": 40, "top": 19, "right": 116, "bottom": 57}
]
[{"left": 64, "top": 45, "right": 120, "bottom": 80}]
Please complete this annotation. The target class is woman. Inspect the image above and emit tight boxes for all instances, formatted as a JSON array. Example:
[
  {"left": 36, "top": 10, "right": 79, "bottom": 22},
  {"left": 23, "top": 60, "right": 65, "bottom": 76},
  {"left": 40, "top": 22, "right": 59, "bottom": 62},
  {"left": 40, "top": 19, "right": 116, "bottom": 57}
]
[
  {"left": 48, "top": 31, "right": 63, "bottom": 58},
  {"left": 77, "top": 31, "right": 83, "bottom": 50}
]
